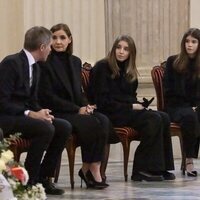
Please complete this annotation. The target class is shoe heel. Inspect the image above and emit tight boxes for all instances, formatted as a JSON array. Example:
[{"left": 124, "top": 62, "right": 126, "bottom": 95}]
[
  {"left": 78, "top": 169, "right": 93, "bottom": 188},
  {"left": 80, "top": 178, "right": 82, "bottom": 188}
]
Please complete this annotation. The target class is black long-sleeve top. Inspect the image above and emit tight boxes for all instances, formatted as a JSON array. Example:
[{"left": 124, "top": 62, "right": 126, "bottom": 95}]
[
  {"left": 88, "top": 59, "right": 140, "bottom": 126},
  {"left": 163, "top": 55, "right": 200, "bottom": 109}
]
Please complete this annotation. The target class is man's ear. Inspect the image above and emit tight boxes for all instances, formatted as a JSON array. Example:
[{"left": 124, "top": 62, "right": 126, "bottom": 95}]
[{"left": 40, "top": 44, "right": 46, "bottom": 51}]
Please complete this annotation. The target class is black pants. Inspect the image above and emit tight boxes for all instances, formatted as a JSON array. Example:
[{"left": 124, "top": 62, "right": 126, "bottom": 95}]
[
  {"left": 0, "top": 116, "right": 71, "bottom": 183},
  {"left": 0, "top": 128, "right": 3, "bottom": 141},
  {"left": 167, "top": 107, "right": 200, "bottom": 158},
  {"left": 128, "top": 110, "right": 174, "bottom": 173},
  {"left": 55, "top": 111, "right": 110, "bottom": 163}
]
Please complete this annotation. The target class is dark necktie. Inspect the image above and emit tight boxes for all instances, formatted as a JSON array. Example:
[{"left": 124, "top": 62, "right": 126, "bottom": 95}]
[{"left": 30, "top": 63, "right": 37, "bottom": 92}]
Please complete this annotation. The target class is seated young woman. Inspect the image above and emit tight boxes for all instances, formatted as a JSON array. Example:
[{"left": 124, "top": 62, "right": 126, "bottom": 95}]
[
  {"left": 163, "top": 28, "right": 200, "bottom": 177},
  {"left": 88, "top": 34, "right": 175, "bottom": 181},
  {"left": 38, "top": 23, "right": 113, "bottom": 189}
]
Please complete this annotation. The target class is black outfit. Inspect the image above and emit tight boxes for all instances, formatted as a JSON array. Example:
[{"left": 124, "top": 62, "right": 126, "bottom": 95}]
[
  {"left": 38, "top": 50, "right": 111, "bottom": 163},
  {"left": 163, "top": 55, "right": 200, "bottom": 158},
  {"left": 0, "top": 50, "right": 71, "bottom": 184},
  {"left": 88, "top": 59, "right": 174, "bottom": 173},
  {"left": 0, "top": 128, "right": 3, "bottom": 141}
]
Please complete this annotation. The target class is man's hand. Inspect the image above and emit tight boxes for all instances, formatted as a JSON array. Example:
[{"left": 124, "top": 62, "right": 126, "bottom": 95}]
[{"left": 28, "top": 109, "right": 54, "bottom": 123}]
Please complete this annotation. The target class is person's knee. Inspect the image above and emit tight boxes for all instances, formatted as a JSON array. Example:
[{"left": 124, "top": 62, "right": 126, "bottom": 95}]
[
  {"left": 147, "top": 112, "right": 162, "bottom": 125},
  {"left": 59, "top": 120, "right": 72, "bottom": 139},
  {"left": 39, "top": 122, "right": 55, "bottom": 141},
  {"left": 181, "top": 112, "right": 198, "bottom": 131},
  {"left": 160, "top": 112, "right": 170, "bottom": 126},
  {"left": 53, "top": 118, "right": 72, "bottom": 140}
]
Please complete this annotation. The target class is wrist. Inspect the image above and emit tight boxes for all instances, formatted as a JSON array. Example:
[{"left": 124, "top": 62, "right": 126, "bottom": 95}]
[{"left": 24, "top": 110, "right": 30, "bottom": 116}]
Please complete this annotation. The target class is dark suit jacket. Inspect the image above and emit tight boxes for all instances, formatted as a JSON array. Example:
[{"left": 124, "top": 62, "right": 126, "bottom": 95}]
[
  {"left": 0, "top": 50, "right": 41, "bottom": 116},
  {"left": 38, "top": 53, "right": 87, "bottom": 114}
]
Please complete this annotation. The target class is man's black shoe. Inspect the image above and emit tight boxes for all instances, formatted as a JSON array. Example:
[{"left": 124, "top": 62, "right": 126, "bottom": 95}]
[
  {"left": 131, "top": 171, "right": 164, "bottom": 182},
  {"left": 150, "top": 171, "right": 176, "bottom": 180},
  {"left": 40, "top": 179, "right": 65, "bottom": 195},
  {"left": 162, "top": 171, "right": 176, "bottom": 180}
]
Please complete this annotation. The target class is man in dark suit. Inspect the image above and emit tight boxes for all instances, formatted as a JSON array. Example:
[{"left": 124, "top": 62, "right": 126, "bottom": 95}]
[{"left": 0, "top": 26, "right": 72, "bottom": 195}]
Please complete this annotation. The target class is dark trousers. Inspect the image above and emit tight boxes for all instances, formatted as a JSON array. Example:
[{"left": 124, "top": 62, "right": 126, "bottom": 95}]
[
  {"left": 167, "top": 107, "right": 200, "bottom": 158},
  {"left": 54, "top": 111, "right": 110, "bottom": 163},
  {"left": 0, "top": 128, "right": 3, "bottom": 141},
  {"left": 128, "top": 110, "right": 174, "bottom": 173},
  {"left": 0, "top": 116, "right": 72, "bottom": 183}
]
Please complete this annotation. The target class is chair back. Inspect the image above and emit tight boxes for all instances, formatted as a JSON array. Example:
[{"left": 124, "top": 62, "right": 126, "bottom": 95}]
[
  {"left": 151, "top": 65, "right": 165, "bottom": 111},
  {"left": 82, "top": 62, "right": 92, "bottom": 95}
]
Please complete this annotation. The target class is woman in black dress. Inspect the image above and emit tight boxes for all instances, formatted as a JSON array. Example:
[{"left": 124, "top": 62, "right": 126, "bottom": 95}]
[
  {"left": 89, "top": 35, "right": 175, "bottom": 181},
  {"left": 163, "top": 28, "right": 200, "bottom": 176},
  {"left": 38, "top": 23, "right": 110, "bottom": 189}
]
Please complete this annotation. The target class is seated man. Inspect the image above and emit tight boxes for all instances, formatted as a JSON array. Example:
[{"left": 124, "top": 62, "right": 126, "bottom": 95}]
[{"left": 0, "top": 26, "right": 72, "bottom": 195}]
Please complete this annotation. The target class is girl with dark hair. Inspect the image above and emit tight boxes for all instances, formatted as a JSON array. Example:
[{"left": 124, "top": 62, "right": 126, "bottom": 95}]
[
  {"left": 39, "top": 23, "right": 112, "bottom": 189},
  {"left": 163, "top": 28, "right": 200, "bottom": 176},
  {"left": 89, "top": 35, "right": 175, "bottom": 181}
]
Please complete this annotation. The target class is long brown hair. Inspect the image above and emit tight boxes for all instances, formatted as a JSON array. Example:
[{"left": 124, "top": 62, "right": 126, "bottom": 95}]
[
  {"left": 174, "top": 28, "right": 200, "bottom": 76},
  {"left": 50, "top": 23, "right": 73, "bottom": 55},
  {"left": 107, "top": 35, "right": 138, "bottom": 82}
]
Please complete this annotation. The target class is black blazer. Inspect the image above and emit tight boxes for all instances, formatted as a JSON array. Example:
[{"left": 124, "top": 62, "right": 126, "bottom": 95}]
[
  {"left": 163, "top": 55, "right": 200, "bottom": 109},
  {"left": 88, "top": 59, "right": 140, "bottom": 126},
  {"left": 0, "top": 50, "right": 41, "bottom": 116},
  {"left": 38, "top": 53, "right": 87, "bottom": 114}
]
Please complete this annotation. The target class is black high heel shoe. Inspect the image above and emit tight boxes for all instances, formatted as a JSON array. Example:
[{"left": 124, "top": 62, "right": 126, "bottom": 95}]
[
  {"left": 186, "top": 163, "right": 198, "bottom": 177},
  {"left": 78, "top": 169, "right": 94, "bottom": 188},
  {"left": 86, "top": 170, "right": 109, "bottom": 189}
]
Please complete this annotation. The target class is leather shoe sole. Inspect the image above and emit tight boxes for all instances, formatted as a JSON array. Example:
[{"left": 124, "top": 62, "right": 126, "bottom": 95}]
[
  {"left": 162, "top": 171, "right": 176, "bottom": 180},
  {"left": 131, "top": 171, "right": 164, "bottom": 182}
]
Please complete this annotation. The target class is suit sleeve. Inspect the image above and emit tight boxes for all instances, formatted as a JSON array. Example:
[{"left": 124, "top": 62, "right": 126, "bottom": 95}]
[
  {"left": 39, "top": 64, "right": 80, "bottom": 113},
  {"left": 0, "top": 59, "right": 26, "bottom": 115}
]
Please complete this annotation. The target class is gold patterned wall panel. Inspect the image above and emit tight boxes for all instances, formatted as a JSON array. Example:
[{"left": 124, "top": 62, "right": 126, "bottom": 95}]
[{"left": 104, "top": 0, "right": 189, "bottom": 71}]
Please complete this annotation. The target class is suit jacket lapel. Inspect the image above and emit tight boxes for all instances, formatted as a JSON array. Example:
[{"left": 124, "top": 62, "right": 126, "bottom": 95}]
[
  {"left": 51, "top": 56, "right": 74, "bottom": 99},
  {"left": 68, "top": 57, "right": 81, "bottom": 103},
  {"left": 20, "top": 51, "right": 30, "bottom": 94}
]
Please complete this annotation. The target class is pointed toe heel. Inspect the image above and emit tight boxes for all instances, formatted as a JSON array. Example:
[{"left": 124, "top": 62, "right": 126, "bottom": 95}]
[{"left": 78, "top": 169, "right": 94, "bottom": 188}]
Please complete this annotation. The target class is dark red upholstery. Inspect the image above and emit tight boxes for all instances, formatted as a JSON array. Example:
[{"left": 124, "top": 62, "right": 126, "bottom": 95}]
[
  {"left": 151, "top": 65, "right": 186, "bottom": 173},
  {"left": 8, "top": 137, "right": 31, "bottom": 162}
]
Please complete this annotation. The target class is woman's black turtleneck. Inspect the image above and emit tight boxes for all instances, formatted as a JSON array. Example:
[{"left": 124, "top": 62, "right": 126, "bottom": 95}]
[
  {"left": 51, "top": 48, "right": 74, "bottom": 89},
  {"left": 117, "top": 60, "right": 127, "bottom": 76}
]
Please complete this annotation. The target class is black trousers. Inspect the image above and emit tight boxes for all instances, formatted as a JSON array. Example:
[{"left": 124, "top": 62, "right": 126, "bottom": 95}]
[
  {"left": 167, "top": 107, "right": 200, "bottom": 158},
  {"left": 54, "top": 111, "right": 110, "bottom": 163},
  {"left": 0, "top": 127, "right": 3, "bottom": 141},
  {"left": 0, "top": 116, "right": 71, "bottom": 183},
  {"left": 127, "top": 110, "right": 174, "bottom": 173}
]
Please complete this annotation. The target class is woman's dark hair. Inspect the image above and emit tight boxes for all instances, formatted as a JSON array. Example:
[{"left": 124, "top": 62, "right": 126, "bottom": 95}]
[{"left": 174, "top": 28, "right": 200, "bottom": 75}]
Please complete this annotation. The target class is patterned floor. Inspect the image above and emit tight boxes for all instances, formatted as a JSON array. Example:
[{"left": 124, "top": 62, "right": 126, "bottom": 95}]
[{"left": 47, "top": 158, "right": 200, "bottom": 200}]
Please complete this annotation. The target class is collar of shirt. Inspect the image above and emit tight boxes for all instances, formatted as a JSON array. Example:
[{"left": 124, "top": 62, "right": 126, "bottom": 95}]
[
  {"left": 23, "top": 49, "right": 36, "bottom": 66},
  {"left": 23, "top": 49, "right": 36, "bottom": 86}
]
